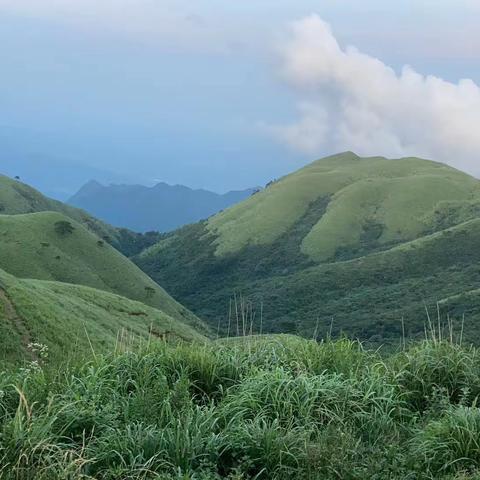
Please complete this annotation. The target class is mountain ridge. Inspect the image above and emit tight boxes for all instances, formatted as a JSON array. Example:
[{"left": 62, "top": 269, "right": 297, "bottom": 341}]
[
  {"left": 0, "top": 172, "right": 164, "bottom": 256},
  {"left": 68, "top": 179, "right": 257, "bottom": 232}
]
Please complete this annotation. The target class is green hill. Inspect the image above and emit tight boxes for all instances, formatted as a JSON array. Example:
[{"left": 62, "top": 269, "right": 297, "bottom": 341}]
[
  {"left": 0, "top": 212, "right": 207, "bottom": 334},
  {"left": 0, "top": 174, "right": 119, "bottom": 240},
  {"left": 136, "top": 153, "right": 480, "bottom": 343},
  {"left": 0, "top": 267, "right": 205, "bottom": 365},
  {"left": 207, "top": 152, "right": 480, "bottom": 260},
  {"left": 0, "top": 174, "right": 161, "bottom": 255}
]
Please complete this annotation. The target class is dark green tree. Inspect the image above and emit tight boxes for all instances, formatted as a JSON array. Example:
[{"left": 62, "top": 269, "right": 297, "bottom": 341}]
[{"left": 54, "top": 220, "right": 75, "bottom": 236}]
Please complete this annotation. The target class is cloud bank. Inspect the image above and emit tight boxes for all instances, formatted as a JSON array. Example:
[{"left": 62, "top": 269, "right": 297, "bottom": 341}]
[{"left": 270, "top": 15, "right": 480, "bottom": 174}]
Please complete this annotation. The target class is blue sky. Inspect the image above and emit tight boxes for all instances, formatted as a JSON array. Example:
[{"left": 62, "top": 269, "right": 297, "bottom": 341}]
[{"left": 0, "top": 1, "right": 479, "bottom": 198}]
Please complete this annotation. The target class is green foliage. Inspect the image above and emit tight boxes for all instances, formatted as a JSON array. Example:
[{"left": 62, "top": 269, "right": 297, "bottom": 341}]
[
  {"left": 53, "top": 220, "right": 74, "bottom": 236},
  {"left": 1, "top": 336, "right": 480, "bottom": 478},
  {"left": 412, "top": 405, "right": 480, "bottom": 475},
  {"left": 144, "top": 286, "right": 155, "bottom": 299},
  {"left": 115, "top": 228, "right": 164, "bottom": 257},
  {"left": 392, "top": 341, "right": 480, "bottom": 411}
]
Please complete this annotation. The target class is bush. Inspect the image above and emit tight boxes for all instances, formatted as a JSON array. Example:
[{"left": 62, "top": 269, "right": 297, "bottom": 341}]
[{"left": 54, "top": 220, "right": 75, "bottom": 236}]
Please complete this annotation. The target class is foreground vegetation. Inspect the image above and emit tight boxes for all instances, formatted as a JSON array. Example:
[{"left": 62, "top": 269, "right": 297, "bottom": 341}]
[
  {"left": 0, "top": 267, "right": 205, "bottom": 366},
  {"left": 2, "top": 335, "right": 480, "bottom": 479}
]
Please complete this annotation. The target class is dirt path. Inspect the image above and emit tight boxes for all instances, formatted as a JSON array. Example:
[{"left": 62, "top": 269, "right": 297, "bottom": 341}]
[{"left": 0, "top": 287, "right": 38, "bottom": 360}]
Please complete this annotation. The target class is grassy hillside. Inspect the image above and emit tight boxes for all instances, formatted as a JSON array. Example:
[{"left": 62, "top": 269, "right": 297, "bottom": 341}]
[
  {"left": 0, "top": 174, "right": 119, "bottom": 241},
  {"left": 207, "top": 152, "right": 480, "bottom": 260},
  {"left": 0, "top": 212, "right": 207, "bottom": 334},
  {"left": 2, "top": 335, "right": 480, "bottom": 478},
  {"left": 0, "top": 173, "right": 163, "bottom": 256},
  {"left": 243, "top": 218, "right": 480, "bottom": 340},
  {"left": 0, "top": 267, "right": 205, "bottom": 365},
  {"left": 136, "top": 153, "right": 480, "bottom": 343}
]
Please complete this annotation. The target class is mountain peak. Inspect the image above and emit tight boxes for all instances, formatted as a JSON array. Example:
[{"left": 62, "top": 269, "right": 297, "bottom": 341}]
[{"left": 77, "top": 179, "right": 103, "bottom": 194}]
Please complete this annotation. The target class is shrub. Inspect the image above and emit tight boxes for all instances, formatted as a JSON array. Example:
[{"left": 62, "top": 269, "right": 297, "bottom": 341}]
[{"left": 54, "top": 220, "right": 75, "bottom": 236}]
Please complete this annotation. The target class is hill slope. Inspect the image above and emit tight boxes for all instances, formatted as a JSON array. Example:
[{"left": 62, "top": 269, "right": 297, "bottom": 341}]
[
  {"left": 136, "top": 153, "right": 480, "bottom": 343},
  {"left": 0, "top": 174, "right": 162, "bottom": 255},
  {"left": 206, "top": 152, "right": 480, "bottom": 260},
  {"left": 0, "top": 267, "right": 205, "bottom": 365},
  {"left": 0, "top": 173, "right": 119, "bottom": 240},
  {"left": 0, "top": 212, "right": 207, "bottom": 334},
  {"left": 68, "top": 180, "right": 256, "bottom": 232}
]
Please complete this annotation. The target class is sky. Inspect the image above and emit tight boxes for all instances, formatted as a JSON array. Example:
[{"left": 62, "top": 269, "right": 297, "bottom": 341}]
[{"left": 0, "top": 1, "right": 479, "bottom": 199}]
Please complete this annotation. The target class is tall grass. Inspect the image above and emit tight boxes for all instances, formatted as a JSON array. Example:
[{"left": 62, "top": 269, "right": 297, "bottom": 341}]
[{"left": 2, "top": 336, "right": 480, "bottom": 479}]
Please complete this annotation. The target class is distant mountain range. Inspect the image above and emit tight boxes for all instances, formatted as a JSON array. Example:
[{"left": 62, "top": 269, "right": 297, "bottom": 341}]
[{"left": 68, "top": 180, "right": 257, "bottom": 232}]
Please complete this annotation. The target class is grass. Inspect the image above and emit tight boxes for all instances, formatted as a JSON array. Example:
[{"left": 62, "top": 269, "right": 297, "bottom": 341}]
[
  {"left": 206, "top": 153, "right": 480, "bottom": 259},
  {"left": 2, "top": 335, "right": 480, "bottom": 478},
  {"left": 0, "top": 212, "right": 207, "bottom": 333},
  {"left": 0, "top": 267, "right": 206, "bottom": 366},
  {"left": 302, "top": 172, "right": 475, "bottom": 261}
]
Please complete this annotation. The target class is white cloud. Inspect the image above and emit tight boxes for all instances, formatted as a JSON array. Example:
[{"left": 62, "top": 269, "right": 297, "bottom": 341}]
[{"left": 270, "top": 15, "right": 480, "bottom": 174}]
